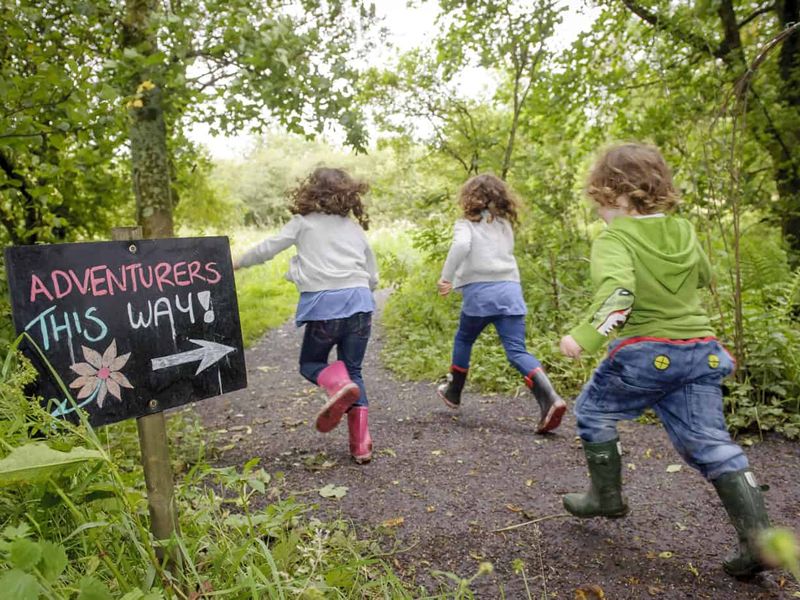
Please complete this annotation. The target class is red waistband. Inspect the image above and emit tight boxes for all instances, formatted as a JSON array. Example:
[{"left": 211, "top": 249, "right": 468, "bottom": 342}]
[{"left": 608, "top": 336, "right": 718, "bottom": 359}]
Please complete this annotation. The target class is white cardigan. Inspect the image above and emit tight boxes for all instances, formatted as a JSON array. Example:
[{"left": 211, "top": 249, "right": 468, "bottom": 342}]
[
  {"left": 238, "top": 213, "right": 379, "bottom": 293},
  {"left": 440, "top": 216, "right": 520, "bottom": 288}
]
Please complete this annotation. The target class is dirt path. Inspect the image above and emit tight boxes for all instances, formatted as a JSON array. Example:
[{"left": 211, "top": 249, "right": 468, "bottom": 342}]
[{"left": 195, "top": 296, "right": 800, "bottom": 599}]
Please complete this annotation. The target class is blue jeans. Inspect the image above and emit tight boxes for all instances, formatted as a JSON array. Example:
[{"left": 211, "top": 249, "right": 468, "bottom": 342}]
[
  {"left": 299, "top": 312, "right": 372, "bottom": 407},
  {"left": 451, "top": 313, "right": 541, "bottom": 378},
  {"left": 575, "top": 338, "right": 747, "bottom": 481}
]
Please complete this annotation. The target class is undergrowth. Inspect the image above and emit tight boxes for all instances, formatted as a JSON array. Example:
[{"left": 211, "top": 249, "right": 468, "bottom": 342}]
[
  {"left": 0, "top": 339, "right": 491, "bottom": 599},
  {"left": 380, "top": 218, "right": 800, "bottom": 439}
]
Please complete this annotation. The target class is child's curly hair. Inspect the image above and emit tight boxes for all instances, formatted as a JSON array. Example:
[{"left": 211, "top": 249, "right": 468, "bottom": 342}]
[
  {"left": 459, "top": 174, "right": 519, "bottom": 225},
  {"left": 289, "top": 167, "right": 370, "bottom": 229},
  {"left": 586, "top": 143, "right": 680, "bottom": 214}
]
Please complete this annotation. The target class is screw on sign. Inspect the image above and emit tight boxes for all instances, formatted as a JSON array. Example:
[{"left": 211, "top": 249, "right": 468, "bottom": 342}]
[{"left": 5, "top": 236, "right": 247, "bottom": 427}]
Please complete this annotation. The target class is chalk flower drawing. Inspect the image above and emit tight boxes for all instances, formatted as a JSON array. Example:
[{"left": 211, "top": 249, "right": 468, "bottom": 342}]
[{"left": 69, "top": 340, "right": 133, "bottom": 408}]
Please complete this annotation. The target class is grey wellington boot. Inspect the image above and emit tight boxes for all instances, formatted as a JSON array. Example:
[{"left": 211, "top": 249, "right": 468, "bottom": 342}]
[
  {"left": 712, "top": 469, "right": 772, "bottom": 578},
  {"left": 563, "top": 438, "right": 629, "bottom": 518}
]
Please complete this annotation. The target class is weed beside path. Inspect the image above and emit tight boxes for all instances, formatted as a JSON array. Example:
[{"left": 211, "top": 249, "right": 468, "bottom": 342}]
[{"left": 196, "top": 295, "right": 800, "bottom": 599}]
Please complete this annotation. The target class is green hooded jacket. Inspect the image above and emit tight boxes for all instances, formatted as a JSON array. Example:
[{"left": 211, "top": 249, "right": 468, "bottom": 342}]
[{"left": 569, "top": 215, "right": 715, "bottom": 353}]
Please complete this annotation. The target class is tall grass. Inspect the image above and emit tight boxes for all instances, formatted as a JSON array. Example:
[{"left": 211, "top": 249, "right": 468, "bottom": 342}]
[{"left": 0, "top": 338, "right": 487, "bottom": 598}]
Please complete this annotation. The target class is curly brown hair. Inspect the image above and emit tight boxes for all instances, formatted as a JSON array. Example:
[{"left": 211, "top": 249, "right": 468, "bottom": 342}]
[
  {"left": 458, "top": 174, "right": 519, "bottom": 225},
  {"left": 586, "top": 143, "right": 680, "bottom": 214},
  {"left": 289, "top": 167, "right": 370, "bottom": 229}
]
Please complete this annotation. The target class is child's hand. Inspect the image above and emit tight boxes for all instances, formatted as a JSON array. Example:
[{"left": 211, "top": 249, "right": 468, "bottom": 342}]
[
  {"left": 560, "top": 335, "right": 582, "bottom": 359},
  {"left": 437, "top": 279, "right": 453, "bottom": 296}
]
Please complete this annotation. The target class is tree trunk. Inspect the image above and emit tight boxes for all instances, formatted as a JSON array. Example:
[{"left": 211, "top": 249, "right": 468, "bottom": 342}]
[
  {"left": 123, "top": 0, "right": 174, "bottom": 239},
  {"left": 128, "top": 83, "right": 174, "bottom": 238}
]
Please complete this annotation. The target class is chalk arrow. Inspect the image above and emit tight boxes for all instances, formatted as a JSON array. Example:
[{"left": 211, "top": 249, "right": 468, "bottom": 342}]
[{"left": 151, "top": 339, "right": 236, "bottom": 375}]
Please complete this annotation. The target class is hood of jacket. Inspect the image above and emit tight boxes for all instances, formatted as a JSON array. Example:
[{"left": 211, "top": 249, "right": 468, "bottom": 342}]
[{"left": 605, "top": 215, "right": 698, "bottom": 294}]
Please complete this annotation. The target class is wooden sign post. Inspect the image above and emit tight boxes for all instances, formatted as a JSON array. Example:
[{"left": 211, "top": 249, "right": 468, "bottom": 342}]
[
  {"left": 112, "top": 227, "right": 178, "bottom": 568},
  {"left": 4, "top": 229, "right": 247, "bottom": 572}
]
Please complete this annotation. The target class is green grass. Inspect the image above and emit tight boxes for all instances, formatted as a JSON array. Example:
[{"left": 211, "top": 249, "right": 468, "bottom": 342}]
[{"left": 0, "top": 340, "right": 490, "bottom": 599}]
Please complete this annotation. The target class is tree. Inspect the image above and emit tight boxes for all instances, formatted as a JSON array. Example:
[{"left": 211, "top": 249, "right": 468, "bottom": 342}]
[
  {"left": 1, "top": 0, "right": 376, "bottom": 244},
  {"left": 0, "top": 1, "right": 130, "bottom": 245},
  {"left": 437, "top": 0, "right": 563, "bottom": 179},
  {"left": 614, "top": 0, "right": 800, "bottom": 253}
]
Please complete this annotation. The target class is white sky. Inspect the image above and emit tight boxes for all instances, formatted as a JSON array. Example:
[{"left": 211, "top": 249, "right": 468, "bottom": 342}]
[{"left": 186, "top": 0, "right": 598, "bottom": 160}]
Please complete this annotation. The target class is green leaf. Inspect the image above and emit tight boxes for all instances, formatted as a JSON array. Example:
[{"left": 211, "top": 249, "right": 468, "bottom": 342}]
[
  {"left": 78, "top": 576, "right": 113, "bottom": 600},
  {"left": 38, "top": 541, "right": 68, "bottom": 582},
  {"left": 247, "top": 478, "right": 265, "bottom": 494},
  {"left": 0, "top": 569, "right": 39, "bottom": 600},
  {"left": 0, "top": 444, "right": 104, "bottom": 486},
  {"left": 9, "top": 538, "right": 42, "bottom": 571},
  {"left": 319, "top": 484, "right": 348, "bottom": 499}
]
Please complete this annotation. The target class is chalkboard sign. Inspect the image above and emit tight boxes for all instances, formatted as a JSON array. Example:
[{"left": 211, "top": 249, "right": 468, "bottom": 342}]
[{"left": 5, "top": 236, "right": 247, "bottom": 427}]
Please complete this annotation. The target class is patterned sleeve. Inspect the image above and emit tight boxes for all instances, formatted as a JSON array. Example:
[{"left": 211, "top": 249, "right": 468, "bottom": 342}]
[{"left": 569, "top": 233, "right": 636, "bottom": 353}]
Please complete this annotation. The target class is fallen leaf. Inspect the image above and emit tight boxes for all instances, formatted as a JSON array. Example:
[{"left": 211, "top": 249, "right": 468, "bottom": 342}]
[
  {"left": 647, "top": 586, "right": 663, "bottom": 596},
  {"left": 675, "top": 522, "right": 687, "bottom": 531},
  {"left": 379, "top": 448, "right": 397, "bottom": 457},
  {"left": 431, "top": 450, "right": 443, "bottom": 456},
  {"left": 627, "top": 463, "right": 636, "bottom": 471},
  {"left": 469, "top": 551, "right": 484, "bottom": 560},
  {"left": 318, "top": 484, "right": 348, "bottom": 499},
  {"left": 644, "top": 448, "right": 653, "bottom": 459},
  {"left": 228, "top": 425, "right": 252, "bottom": 434},
  {"left": 666, "top": 464, "right": 682, "bottom": 473},
  {"left": 525, "top": 479, "right": 535, "bottom": 487},
  {"left": 426, "top": 505, "right": 436, "bottom": 513},
  {"left": 506, "top": 504, "right": 523, "bottom": 513},
  {"left": 303, "top": 453, "right": 337, "bottom": 472},
  {"left": 574, "top": 584, "right": 605, "bottom": 600},
  {"left": 687, "top": 562, "right": 699, "bottom": 577},
  {"left": 658, "top": 551, "right": 673, "bottom": 559},
  {"left": 382, "top": 517, "right": 404, "bottom": 528}
]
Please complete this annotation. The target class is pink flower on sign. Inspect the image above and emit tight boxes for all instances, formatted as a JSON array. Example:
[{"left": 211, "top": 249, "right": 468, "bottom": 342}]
[{"left": 69, "top": 340, "right": 133, "bottom": 408}]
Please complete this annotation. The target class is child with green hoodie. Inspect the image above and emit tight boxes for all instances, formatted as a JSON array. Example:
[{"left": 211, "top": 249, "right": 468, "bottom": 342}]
[{"left": 559, "top": 143, "right": 772, "bottom": 578}]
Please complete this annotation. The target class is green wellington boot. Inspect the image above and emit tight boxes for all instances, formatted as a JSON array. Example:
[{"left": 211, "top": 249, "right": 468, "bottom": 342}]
[
  {"left": 563, "top": 438, "right": 629, "bottom": 518},
  {"left": 712, "top": 469, "right": 772, "bottom": 578}
]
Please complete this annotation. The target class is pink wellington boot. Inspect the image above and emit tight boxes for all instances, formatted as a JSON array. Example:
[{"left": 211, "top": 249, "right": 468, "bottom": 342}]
[
  {"left": 315, "top": 360, "right": 361, "bottom": 433},
  {"left": 347, "top": 407, "right": 373, "bottom": 464}
]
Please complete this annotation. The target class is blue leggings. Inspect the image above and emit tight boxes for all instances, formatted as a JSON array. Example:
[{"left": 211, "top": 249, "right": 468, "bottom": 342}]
[{"left": 451, "top": 313, "right": 541, "bottom": 378}]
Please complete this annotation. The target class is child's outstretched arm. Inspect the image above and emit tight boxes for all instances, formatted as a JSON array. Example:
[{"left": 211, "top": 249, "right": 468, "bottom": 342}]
[
  {"left": 561, "top": 234, "right": 635, "bottom": 357},
  {"left": 438, "top": 220, "right": 471, "bottom": 296},
  {"left": 233, "top": 216, "right": 303, "bottom": 270},
  {"left": 365, "top": 243, "right": 379, "bottom": 291}
]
